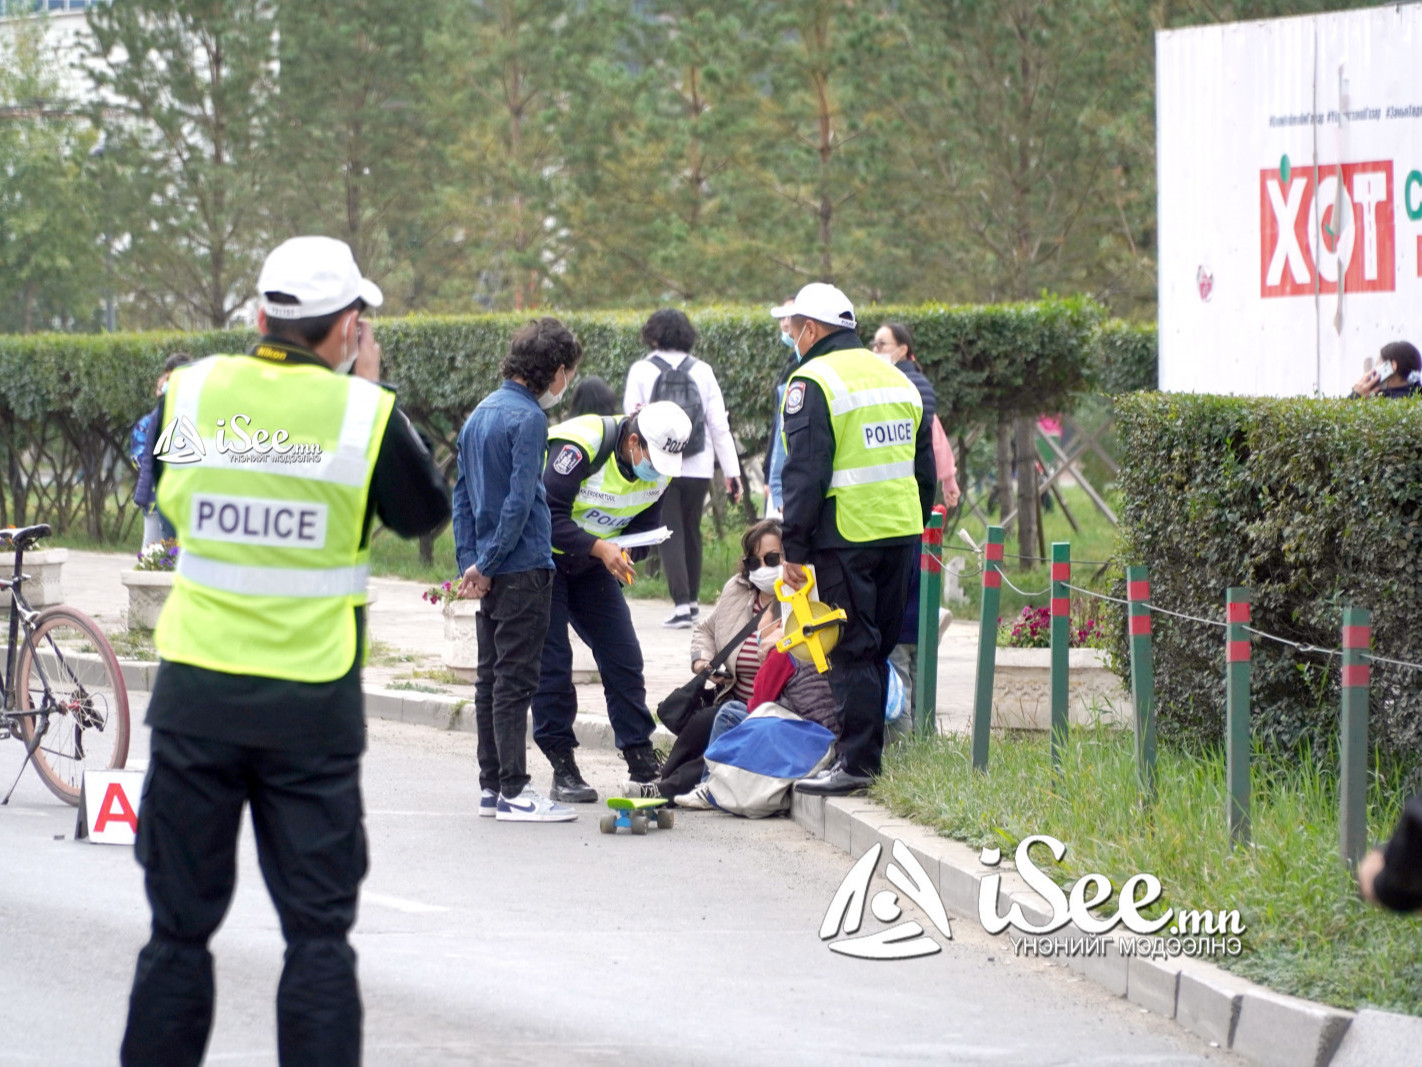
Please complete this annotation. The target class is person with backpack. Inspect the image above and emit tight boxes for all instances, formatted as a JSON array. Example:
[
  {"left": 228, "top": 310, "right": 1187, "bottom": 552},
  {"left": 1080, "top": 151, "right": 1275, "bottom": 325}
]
[
  {"left": 623, "top": 309, "right": 741, "bottom": 628},
  {"left": 131, "top": 352, "right": 193, "bottom": 548},
  {"left": 533, "top": 401, "right": 693, "bottom": 803}
]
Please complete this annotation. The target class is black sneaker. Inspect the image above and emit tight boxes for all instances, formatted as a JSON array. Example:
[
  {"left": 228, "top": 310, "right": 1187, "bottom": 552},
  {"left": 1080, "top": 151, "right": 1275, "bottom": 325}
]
[
  {"left": 547, "top": 748, "right": 598, "bottom": 803},
  {"left": 794, "top": 766, "right": 873, "bottom": 796},
  {"left": 621, "top": 743, "right": 662, "bottom": 784}
]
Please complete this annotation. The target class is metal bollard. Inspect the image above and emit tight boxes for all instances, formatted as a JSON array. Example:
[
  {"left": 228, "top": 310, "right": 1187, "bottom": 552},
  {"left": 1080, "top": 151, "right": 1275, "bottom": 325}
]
[
  {"left": 1339, "top": 607, "right": 1371, "bottom": 869},
  {"left": 1049, "top": 542, "right": 1070, "bottom": 770},
  {"left": 971, "top": 526, "right": 1005, "bottom": 772},
  {"left": 1126, "top": 565, "right": 1156, "bottom": 801},
  {"left": 914, "top": 506, "right": 947, "bottom": 736},
  {"left": 1226, "top": 587, "right": 1252, "bottom": 849}
]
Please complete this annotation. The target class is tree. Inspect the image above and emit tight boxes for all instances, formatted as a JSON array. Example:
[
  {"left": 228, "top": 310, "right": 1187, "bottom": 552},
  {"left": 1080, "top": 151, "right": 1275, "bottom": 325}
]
[
  {"left": 86, "top": 0, "right": 278, "bottom": 328},
  {"left": 0, "top": 19, "right": 104, "bottom": 333},
  {"left": 265, "top": 0, "right": 444, "bottom": 312}
]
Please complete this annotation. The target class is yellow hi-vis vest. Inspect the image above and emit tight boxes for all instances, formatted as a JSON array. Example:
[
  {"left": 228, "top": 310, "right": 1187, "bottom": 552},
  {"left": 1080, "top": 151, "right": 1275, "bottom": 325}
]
[
  {"left": 784, "top": 349, "right": 924, "bottom": 542},
  {"left": 154, "top": 354, "right": 395, "bottom": 683},
  {"left": 547, "top": 414, "right": 669, "bottom": 545}
]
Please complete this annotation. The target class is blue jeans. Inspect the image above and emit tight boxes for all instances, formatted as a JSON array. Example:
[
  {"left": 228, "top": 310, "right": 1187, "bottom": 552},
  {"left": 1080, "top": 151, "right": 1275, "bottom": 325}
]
[{"left": 700, "top": 700, "right": 750, "bottom": 781}]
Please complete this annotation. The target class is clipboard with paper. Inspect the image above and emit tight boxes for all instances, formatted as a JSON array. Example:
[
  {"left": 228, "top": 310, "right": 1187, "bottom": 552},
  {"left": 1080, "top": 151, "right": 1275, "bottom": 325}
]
[{"left": 607, "top": 526, "right": 674, "bottom": 550}]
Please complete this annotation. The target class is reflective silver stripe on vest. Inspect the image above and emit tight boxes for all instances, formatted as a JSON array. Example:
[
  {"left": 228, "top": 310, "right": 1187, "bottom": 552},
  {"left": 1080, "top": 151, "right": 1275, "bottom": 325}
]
[
  {"left": 171, "top": 360, "right": 379, "bottom": 487},
  {"left": 178, "top": 551, "right": 370, "bottom": 598},
  {"left": 829, "top": 460, "right": 916, "bottom": 488},
  {"left": 827, "top": 385, "right": 921, "bottom": 416}
]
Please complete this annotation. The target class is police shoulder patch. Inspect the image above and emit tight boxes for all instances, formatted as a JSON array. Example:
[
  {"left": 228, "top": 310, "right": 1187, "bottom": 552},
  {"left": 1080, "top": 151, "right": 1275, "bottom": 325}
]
[
  {"left": 552, "top": 443, "right": 584, "bottom": 475},
  {"left": 784, "top": 381, "right": 806, "bottom": 415}
]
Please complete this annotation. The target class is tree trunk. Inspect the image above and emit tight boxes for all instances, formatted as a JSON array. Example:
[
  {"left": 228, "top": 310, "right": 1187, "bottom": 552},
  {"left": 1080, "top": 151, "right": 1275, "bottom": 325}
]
[
  {"left": 994, "top": 414, "right": 1014, "bottom": 526},
  {"left": 1014, "top": 415, "right": 1039, "bottom": 570}
]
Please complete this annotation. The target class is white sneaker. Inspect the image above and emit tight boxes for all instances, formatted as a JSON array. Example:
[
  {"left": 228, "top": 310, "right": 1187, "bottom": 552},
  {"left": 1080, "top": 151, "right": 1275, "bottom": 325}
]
[
  {"left": 478, "top": 788, "right": 497, "bottom": 818},
  {"left": 618, "top": 779, "right": 662, "bottom": 799},
  {"left": 663, "top": 607, "right": 694, "bottom": 629},
  {"left": 673, "top": 781, "right": 714, "bottom": 810},
  {"left": 495, "top": 785, "right": 578, "bottom": 822}
]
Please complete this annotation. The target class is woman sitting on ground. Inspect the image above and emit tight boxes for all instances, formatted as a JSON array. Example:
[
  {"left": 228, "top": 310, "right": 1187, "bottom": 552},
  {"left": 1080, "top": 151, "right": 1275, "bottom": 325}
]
[{"left": 688, "top": 517, "right": 785, "bottom": 704}]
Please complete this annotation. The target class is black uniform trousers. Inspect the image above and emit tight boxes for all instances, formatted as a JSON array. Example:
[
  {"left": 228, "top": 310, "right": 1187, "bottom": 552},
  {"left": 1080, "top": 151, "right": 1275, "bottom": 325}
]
[
  {"left": 658, "top": 476, "right": 711, "bottom": 606},
  {"left": 122, "top": 727, "right": 367, "bottom": 1067},
  {"left": 809, "top": 541, "right": 917, "bottom": 778}
]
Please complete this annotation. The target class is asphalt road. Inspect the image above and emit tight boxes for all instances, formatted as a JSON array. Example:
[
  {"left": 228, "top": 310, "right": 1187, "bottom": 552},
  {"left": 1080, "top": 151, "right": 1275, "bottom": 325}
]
[{"left": 0, "top": 695, "right": 1242, "bottom": 1066}]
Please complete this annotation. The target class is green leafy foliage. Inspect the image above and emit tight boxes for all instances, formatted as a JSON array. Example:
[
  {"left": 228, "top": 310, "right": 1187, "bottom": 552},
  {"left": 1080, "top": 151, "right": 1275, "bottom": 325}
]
[
  {"left": 0, "top": 299, "right": 1124, "bottom": 540},
  {"left": 1114, "top": 392, "right": 1422, "bottom": 759}
]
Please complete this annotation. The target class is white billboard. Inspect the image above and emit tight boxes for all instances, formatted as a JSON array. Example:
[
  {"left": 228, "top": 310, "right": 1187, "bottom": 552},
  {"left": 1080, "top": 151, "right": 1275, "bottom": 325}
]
[{"left": 1157, "top": 6, "right": 1422, "bottom": 396}]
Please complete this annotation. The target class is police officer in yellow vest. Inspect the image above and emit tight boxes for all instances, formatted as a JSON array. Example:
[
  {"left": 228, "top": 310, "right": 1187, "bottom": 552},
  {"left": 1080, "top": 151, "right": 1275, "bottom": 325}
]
[
  {"left": 774, "top": 283, "right": 935, "bottom": 796},
  {"left": 533, "top": 401, "right": 692, "bottom": 802},
  {"left": 121, "top": 237, "right": 450, "bottom": 1067}
]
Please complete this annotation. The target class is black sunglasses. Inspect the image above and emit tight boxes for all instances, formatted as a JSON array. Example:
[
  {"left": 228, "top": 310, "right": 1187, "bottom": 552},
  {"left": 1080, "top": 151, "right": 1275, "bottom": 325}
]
[{"left": 745, "top": 551, "right": 782, "bottom": 569}]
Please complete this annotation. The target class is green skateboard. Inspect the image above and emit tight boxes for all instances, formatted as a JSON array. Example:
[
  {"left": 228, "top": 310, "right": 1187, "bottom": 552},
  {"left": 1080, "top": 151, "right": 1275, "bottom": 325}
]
[{"left": 600, "top": 796, "right": 674, "bottom": 835}]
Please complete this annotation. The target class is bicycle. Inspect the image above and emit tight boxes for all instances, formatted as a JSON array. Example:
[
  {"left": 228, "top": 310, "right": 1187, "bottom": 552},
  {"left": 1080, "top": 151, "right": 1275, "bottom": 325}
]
[{"left": 0, "top": 524, "right": 130, "bottom": 806}]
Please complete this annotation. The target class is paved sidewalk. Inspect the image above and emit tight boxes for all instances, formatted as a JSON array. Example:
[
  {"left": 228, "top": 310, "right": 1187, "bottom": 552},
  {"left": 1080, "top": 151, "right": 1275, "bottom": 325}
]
[{"left": 60, "top": 549, "right": 981, "bottom": 733}]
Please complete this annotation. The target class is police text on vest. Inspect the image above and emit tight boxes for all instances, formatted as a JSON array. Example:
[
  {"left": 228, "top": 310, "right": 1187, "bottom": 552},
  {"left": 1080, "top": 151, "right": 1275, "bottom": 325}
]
[
  {"left": 191, "top": 494, "right": 329, "bottom": 548},
  {"left": 861, "top": 419, "right": 915, "bottom": 449}
]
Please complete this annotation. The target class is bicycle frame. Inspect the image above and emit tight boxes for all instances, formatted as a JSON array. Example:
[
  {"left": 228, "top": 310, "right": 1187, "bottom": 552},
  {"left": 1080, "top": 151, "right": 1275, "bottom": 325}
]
[{"left": 0, "top": 540, "right": 45, "bottom": 718}]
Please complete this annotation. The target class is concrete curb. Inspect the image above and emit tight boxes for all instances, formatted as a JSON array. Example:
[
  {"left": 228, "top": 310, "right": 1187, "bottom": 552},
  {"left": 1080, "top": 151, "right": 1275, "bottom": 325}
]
[
  {"left": 785, "top": 793, "right": 1417, "bottom": 1067},
  {"left": 118, "top": 659, "right": 675, "bottom": 753}
]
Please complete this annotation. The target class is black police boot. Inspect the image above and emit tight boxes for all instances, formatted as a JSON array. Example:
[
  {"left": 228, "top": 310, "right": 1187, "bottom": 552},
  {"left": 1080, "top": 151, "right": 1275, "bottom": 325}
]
[
  {"left": 621, "top": 743, "right": 662, "bottom": 784},
  {"left": 547, "top": 748, "right": 598, "bottom": 803}
]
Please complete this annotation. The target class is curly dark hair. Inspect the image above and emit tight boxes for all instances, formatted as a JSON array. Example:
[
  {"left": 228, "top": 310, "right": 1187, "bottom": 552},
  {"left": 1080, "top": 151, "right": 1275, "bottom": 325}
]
[
  {"left": 501, "top": 317, "right": 584, "bottom": 394},
  {"left": 640, "top": 308, "right": 698, "bottom": 354},
  {"left": 739, "top": 518, "right": 782, "bottom": 580}
]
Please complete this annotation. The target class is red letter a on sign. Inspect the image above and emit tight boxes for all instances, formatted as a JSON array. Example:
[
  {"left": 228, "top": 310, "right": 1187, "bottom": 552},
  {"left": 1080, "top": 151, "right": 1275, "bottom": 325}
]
[{"left": 93, "top": 782, "right": 138, "bottom": 834}]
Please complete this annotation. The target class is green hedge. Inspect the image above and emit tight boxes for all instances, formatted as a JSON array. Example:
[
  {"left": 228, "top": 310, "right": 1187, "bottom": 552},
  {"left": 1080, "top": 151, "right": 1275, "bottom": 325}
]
[
  {"left": 0, "top": 299, "right": 1146, "bottom": 539},
  {"left": 1114, "top": 392, "right": 1422, "bottom": 759},
  {"left": 1091, "top": 320, "right": 1156, "bottom": 394}
]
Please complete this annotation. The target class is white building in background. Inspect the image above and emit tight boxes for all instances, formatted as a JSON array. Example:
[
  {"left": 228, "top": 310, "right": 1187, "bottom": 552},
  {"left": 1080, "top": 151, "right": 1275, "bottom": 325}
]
[{"left": 0, "top": 2, "right": 106, "bottom": 103}]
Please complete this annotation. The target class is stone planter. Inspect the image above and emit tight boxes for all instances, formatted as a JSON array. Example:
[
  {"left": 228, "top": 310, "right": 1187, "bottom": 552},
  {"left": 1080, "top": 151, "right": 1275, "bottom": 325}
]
[
  {"left": 440, "top": 597, "right": 600, "bottom": 685},
  {"left": 991, "top": 646, "right": 1132, "bottom": 731},
  {"left": 121, "top": 569, "right": 175, "bottom": 630},
  {"left": 442, "top": 599, "right": 480, "bottom": 681},
  {"left": 1, "top": 547, "right": 66, "bottom": 612}
]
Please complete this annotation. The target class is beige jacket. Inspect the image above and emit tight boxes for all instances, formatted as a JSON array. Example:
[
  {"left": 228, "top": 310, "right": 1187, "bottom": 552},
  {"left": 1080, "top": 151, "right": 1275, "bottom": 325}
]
[{"left": 690, "top": 574, "right": 773, "bottom": 691}]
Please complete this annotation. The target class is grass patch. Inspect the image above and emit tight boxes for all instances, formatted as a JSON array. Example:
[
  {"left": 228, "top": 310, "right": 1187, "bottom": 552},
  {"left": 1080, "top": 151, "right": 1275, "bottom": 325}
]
[
  {"left": 875, "top": 726, "right": 1422, "bottom": 1015},
  {"left": 106, "top": 628, "right": 156, "bottom": 660},
  {"left": 398, "top": 667, "right": 470, "bottom": 686},
  {"left": 385, "top": 680, "right": 450, "bottom": 695},
  {"left": 367, "top": 638, "right": 418, "bottom": 668}
]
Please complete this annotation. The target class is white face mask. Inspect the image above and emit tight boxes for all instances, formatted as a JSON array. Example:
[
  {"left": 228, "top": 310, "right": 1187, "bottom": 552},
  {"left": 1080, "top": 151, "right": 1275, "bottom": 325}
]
[
  {"left": 538, "top": 368, "right": 569, "bottom": 410},
  {"left": 334, "top": 316, "right": 359, "bottom": 375},
  {"left": 749, "top": 565, "right": 779, "bottom": 593}
]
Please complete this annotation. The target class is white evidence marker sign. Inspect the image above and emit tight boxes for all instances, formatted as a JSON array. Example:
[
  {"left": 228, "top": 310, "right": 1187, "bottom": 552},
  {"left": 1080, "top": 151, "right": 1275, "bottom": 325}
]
[{"left": 75, "top": 770, "right": 145, "bottom": 845}]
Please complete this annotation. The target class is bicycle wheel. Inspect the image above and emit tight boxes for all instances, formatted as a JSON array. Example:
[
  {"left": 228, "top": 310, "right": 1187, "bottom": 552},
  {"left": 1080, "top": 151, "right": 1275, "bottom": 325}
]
[{"left": 15, "top": 605, "right": 131, "bottom": 805}]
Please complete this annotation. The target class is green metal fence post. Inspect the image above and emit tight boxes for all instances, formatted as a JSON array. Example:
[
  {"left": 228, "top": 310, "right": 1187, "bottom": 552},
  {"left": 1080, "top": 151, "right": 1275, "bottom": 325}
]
[
  {"left": 1049, "top": 542, "right": 1071, "bottom": 771},
  {"left": 914, "top": 506, "right": 947, "bottom": 736},
  {"left": 1340, "top": 607, "right": 1371, "bottom": 869},
  {"left": 1226, "top": 587, "right": 1252, "bottom": 849},
  {"left": 971, "top": 526, "right": 1006, "bottom": 772},
  {"left": 1126, "top": 565, "right": 1157, "bottom": 802}
]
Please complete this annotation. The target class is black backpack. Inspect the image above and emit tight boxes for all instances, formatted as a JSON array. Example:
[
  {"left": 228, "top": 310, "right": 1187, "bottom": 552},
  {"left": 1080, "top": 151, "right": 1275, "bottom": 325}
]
[{"left": 648, "top": 354, "right": 706, "bottom": 455}]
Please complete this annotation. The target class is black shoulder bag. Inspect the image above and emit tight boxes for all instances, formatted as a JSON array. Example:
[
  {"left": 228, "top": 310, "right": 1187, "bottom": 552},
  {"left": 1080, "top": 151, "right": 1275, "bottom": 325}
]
[{"left": 656, "top": 602, "right": 770, "bottom": 735}]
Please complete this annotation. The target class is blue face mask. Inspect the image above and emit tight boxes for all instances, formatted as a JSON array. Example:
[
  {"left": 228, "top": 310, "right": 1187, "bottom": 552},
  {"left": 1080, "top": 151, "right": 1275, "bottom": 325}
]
[
  {"left": 634, "top": 457, "right": 660, "bottom": 482},
  {"left": 780, "top": 330, "right": 796, "bottom": 350}
]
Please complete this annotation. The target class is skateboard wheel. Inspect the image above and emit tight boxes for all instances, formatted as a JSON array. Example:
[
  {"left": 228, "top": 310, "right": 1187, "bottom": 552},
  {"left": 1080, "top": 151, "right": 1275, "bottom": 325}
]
[
  {"left": 599, "top": 814, "right": 617, "bottom": 834},
  {"left": 656, "top": 810, "right": 674, "bottom": 830},
  {"left": 630, "top": 815, "right": 648, "bottom": 835}
]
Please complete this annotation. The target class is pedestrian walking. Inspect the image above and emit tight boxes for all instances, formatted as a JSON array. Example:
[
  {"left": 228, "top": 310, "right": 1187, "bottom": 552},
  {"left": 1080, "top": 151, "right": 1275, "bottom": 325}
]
[
  {"left": 533, "top": 401, "right": 692, "bottom": 801},
  {"left": 623, "top": 309, "right": 741, "bottom": 628},
  {"left": 130, "top": 351, "right": 191, "bottom": 547},
  {"left": 121, "top": 236, "right": 451, "bottom": 1067},
  {"left": 774, "top": 284, "right": 936, "bottom": 796},
  {"left": 452, "top": 317, "right": 584, "bottom": 824}
]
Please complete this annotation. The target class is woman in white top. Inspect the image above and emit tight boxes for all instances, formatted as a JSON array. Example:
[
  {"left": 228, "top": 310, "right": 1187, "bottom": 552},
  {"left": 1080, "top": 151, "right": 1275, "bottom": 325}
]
[{"left": 624, "top": 309, "right": 742, "bottom": 627}]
